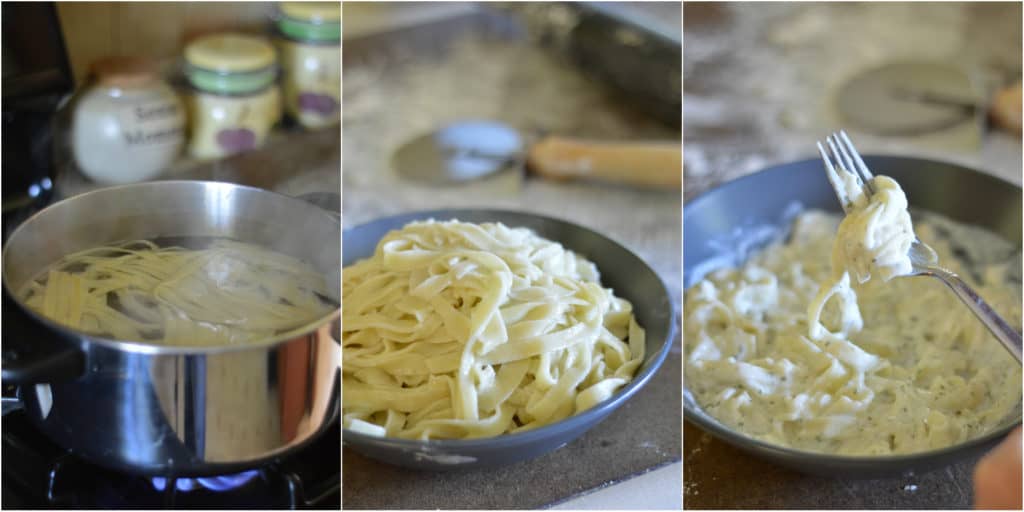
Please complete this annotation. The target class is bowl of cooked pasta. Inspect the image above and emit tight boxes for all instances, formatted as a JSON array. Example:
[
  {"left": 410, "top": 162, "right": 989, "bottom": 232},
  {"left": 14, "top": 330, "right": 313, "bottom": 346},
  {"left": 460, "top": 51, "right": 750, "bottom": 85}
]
[
  {"left": 683, "top": 156, "right": 1022, "bottom": 477},
  {"left": 342, "top": 209, "right": 676, "bottom": 469}
]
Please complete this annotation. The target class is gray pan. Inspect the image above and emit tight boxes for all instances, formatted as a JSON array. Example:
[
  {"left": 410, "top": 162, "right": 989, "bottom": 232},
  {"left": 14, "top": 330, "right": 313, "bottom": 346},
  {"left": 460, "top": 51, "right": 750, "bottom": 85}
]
[
  {"left": 683, "top": 155, "right": 1022, "bottom": 478},
  {"left": 343, "top": 209, "right": 676, "bottom": 470}
]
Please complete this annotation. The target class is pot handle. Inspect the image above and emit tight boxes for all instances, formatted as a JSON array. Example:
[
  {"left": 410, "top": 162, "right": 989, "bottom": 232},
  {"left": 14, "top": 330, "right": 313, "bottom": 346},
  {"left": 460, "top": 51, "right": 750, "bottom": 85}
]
[
  {"left": 1, "top": 290, "right": 85, "bottom": 383},
  {"left": 2, "top": 393, "right": 23, "bottom": 416}
]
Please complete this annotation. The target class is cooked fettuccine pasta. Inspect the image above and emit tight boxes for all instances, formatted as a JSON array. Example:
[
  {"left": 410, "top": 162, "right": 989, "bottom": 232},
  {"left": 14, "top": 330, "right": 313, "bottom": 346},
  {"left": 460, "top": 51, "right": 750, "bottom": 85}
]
[
  {"left": 807, "top": 174, "right": 916, "bottom": 340},
  {"left": 19, "top": 239, "right": 335, "bottom": 347},
  {"left": 342, "top": 220, "right": 645, "bottom": 440}
]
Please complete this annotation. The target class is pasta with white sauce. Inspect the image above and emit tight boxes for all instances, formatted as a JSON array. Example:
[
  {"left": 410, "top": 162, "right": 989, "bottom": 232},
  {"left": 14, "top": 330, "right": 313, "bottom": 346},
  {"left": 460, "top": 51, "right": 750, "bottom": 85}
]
[
  {"left": 807, "top": 174, "right": 916, "bottom": 341},
  {"left": 342, "top": 220, "right": 645, "bottom": 440},
  {"left": 685, "top": 174, "right": 1021, "bottom": 455}
]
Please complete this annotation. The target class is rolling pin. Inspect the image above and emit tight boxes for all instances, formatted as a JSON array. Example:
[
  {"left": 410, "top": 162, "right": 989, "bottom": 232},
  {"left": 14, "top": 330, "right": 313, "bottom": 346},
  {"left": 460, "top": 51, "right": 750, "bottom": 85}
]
[{"left": 527, "top": 136, "right": 682, "bottom": 189}]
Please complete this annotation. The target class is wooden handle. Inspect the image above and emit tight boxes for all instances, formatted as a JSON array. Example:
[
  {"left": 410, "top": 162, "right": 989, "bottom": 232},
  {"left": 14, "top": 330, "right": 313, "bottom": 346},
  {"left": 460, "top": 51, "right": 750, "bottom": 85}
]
[
  {"left": 527, "top": 136, "right": 681, "bottom": 189},
  {"left": 990, "top": 81, "right": 1022, "bottom": 135}
]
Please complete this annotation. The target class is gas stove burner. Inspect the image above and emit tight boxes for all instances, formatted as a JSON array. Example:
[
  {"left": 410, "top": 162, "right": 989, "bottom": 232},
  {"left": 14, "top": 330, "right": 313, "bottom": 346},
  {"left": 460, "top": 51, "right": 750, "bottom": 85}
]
[
  {"left": 2, "top": 409, "right": 340, "bottom": 508},
  {"left": 152, "top": 469, "right": 261, "bottom": 493}
]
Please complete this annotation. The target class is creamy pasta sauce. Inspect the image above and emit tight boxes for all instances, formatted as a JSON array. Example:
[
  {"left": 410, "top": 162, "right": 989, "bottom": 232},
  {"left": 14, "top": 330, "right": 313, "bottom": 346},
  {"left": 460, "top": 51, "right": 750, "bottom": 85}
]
[{"left": 685, "top": 190, "right": 1021, "bottom": 454}]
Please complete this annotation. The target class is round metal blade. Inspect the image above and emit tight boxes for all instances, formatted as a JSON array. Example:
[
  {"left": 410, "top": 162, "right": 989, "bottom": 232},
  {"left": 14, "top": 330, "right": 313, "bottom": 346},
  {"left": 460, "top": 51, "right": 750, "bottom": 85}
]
[{"left": 391, "top": 120, "right": 524, "bottom": 184}]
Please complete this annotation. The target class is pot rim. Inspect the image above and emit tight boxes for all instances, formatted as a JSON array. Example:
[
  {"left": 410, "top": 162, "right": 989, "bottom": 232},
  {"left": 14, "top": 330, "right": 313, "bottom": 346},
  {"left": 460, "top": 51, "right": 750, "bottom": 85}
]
[{"left": 2, "top": 180, "right": 341, "bottom": 355}]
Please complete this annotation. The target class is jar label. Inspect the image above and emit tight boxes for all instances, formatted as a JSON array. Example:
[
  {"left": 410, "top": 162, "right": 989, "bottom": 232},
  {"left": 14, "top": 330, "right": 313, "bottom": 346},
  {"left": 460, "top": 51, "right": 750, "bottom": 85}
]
[
  {"left": 278, "top": 40, "right": 340, "bottom": 129},
  {"left": 120, "top": 101, "right": 186, "bottom": 147},
  {"left": 187, "top": 87, "right": 281, "bottom": 159}
]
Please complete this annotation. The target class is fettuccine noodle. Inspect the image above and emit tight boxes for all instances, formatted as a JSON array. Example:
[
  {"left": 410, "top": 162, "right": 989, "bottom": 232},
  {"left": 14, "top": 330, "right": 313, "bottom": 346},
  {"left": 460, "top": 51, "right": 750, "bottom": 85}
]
[
  {"left": 807, "top": 174, "right": 915, "bottom": 340},
  {"left": 342, "top": 220, "right": 645, "bottom": 440},
  {"left": 19, "top": 239, "right": 334, "bottom": 347}
]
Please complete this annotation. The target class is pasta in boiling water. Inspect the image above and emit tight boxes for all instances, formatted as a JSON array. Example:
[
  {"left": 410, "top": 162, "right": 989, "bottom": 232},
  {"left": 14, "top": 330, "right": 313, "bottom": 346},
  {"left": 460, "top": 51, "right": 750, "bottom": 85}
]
[
  {"left": 342, "top": 220, "right": 645, "bottom": 440},
  {"left": 19, "top": 239, "right": 334, "bottom": 347}
]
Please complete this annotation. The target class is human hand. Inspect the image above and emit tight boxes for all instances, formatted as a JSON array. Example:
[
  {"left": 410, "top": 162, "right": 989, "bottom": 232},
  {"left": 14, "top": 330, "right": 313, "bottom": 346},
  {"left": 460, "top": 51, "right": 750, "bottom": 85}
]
[{"left": 974, "top": 426, "right": 1022, "bottom": 509}]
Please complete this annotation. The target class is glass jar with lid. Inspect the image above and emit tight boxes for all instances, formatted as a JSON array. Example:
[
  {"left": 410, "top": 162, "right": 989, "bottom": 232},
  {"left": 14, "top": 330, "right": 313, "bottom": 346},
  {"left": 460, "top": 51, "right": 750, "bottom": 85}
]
[
  {"left": 70, "top": 57, "right": 185, "bottom": 184},
  {"left": 275, "top": 2, "right": 340, "bottom": 129},
  {"left": 183, "top": 33, "right": 281, "bottom": 159}
]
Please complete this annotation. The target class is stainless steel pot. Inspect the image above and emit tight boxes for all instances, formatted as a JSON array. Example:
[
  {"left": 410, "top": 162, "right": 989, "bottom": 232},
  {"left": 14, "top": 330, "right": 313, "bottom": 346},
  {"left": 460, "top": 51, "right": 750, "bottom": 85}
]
[{"left": 1, "top": 181, "right": 341, "bottom": 477}]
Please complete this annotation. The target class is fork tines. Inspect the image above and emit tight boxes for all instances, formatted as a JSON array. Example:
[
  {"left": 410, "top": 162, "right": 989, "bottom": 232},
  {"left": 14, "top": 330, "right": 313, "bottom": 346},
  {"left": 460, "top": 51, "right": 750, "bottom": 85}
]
[
  {"left": 824, "top": 131, "right": 875, "bottom": 195},
  {"left": 818, "top": 131, "right": 878, "bottom": 213}
]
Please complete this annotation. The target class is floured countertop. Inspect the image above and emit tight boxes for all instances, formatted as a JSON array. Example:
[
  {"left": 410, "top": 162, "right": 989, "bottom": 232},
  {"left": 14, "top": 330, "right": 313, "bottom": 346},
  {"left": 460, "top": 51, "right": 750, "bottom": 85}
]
[{"left": 683, "top": 1, "right": 1023, "bottom": 201}]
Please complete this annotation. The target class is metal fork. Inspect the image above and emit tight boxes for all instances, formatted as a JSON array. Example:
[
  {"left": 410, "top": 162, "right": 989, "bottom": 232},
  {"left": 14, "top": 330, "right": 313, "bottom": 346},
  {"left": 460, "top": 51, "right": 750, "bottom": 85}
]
[{"left": 818, "top": 130, "right": 1022, "bottom": 364}]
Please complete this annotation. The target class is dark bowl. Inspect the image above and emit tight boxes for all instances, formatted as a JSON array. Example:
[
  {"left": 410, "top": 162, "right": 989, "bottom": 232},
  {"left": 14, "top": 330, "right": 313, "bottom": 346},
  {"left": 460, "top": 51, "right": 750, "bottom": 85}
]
[
  {"left": 683, "top": 155, "right": 1023, "bottom": 478},
  {"left": 343, "top": 209, "right": 676, "bottom": 470}
]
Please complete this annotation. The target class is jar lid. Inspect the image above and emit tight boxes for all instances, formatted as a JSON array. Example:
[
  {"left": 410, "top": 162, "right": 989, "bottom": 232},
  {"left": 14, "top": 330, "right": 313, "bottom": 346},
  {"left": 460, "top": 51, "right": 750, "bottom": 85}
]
[
  {"left": 279, "top": 2, "right": 340, "bottom": 23},
  {"left": 277, "top": 2, "right": 341, "bottom": 42},
  {"left": 91, "top": 56, "right": 160, "bottom": 88},
  {"left": 184, "top": 33, "right": 276, "bottom": 74}
]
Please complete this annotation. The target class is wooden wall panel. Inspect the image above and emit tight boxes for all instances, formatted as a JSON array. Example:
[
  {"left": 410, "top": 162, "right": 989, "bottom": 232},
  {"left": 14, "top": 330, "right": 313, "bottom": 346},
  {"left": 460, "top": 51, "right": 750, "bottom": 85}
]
[{"left": 56, "top": 2, "right": 274, "bottom": 85}]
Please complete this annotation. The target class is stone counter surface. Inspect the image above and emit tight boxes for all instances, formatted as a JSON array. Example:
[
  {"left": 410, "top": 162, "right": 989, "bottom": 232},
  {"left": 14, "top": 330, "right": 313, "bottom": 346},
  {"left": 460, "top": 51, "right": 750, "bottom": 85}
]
[{"left": 683, "top": 422, "right": 979, "bottom": 509}]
